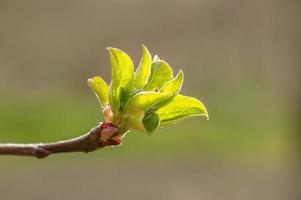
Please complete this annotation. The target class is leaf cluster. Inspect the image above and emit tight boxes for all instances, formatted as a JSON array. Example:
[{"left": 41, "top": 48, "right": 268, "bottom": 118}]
[{"left": 88, "top": 45, "right": 208, "bottom": 133}]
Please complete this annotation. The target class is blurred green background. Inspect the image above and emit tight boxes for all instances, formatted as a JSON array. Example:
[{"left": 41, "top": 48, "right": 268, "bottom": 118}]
[{"left": 0, "top": 0, "right": 299, "bottom": 199}]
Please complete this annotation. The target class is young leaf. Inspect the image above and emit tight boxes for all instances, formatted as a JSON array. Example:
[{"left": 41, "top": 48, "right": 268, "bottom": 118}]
[
  {"left": 133, "top": 45, "right": 152, "bottom": 89},
  {"left": 156, "top": 94, "right": 208, "bottom": 126},
  {"left": 122, "top": 91, "right": 173, "bottom": 133},
  {"left": 144, "top": 60, "right": 173, "bottom": 91},
  {"left": 87, "top": 76, "right": 109, "bottom": 107},
  {"left": 143, "top": 112, "right": 160, "bottom": 133},
  {"left": 126, "top": 91, "right": 174, "bottom": 112},
  {"left": 161, "top": 70, "right": 184, "bottom": 94},
  {"left": 107, "top": 47, "right": 134, "bottom": 114},
  {"left": 122, "top": 107, "right": 146, "bottom": 132},
  {"left": 119, "top": 83, "right": 136, "bottom": 111}
]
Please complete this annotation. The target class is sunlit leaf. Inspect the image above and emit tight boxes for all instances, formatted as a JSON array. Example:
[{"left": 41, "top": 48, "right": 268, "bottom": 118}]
[
  {"left": 133, "top": 45, "right": 152, "bottom": 89},
  {"left": 126, "top": 91, "right": 174, "bottom": 112},
  {"left": 161, "top": 70, "right": 183, "bottom": 94},
  {"left": 144, "top": 60, "right": 173, "bottom": 91},
  {"left": 122, "top": 91, "right": 173, "bottom": 133},
  {"left": 87, "top": 76, "right": 109, "bottom": 107},
  {"left": 156, "top": 94, "right": 208, "bottom": 126},
  {"left": 107, "top": 47, "right": 134, "bottom": 114}
]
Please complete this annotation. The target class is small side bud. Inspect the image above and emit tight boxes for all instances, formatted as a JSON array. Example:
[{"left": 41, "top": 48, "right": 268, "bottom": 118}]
[
  {"left": 103, "top": 104, "right": 113, "bottom": 122},
  {"left": 100, "top": 123, "right": 122, "bottom": 147}
]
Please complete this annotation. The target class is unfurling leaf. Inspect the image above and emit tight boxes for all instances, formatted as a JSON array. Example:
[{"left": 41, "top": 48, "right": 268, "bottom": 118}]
[
  {"left": 133, "top": 45, "right": 152, "bottom": 89},
  {"left": 126, "top": 91, "right": 174, "bottom": 112},
  {"left": 122, "top": 91, "right": 173, "bottom": 133},
  {"left": 161, "top": 70, "right": 184, "bottom": 94},
  {"left": 156, "top": 94, "right": 208, "bottom": 126},
  {"left": 87, "top": 76, "right": 109, "bottom": 107},
  {"left": 144, "top": 60, "right": 173, "bottom": 91},
  {"left": 107, "top": 47, "right": 134, "bottom": 114}
]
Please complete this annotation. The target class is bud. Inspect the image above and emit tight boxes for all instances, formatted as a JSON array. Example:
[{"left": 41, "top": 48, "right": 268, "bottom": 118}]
[
  {"left": 100, "top": 123, "right": 121, "bottom": 147},
  {"left": 103, "top": 104, "right": 113, "bottom": 122}
]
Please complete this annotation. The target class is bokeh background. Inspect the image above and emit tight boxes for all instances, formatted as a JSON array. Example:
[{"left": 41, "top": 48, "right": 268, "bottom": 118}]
[{"left": 0, "top": 0, "right": 300, "bottom": 199}]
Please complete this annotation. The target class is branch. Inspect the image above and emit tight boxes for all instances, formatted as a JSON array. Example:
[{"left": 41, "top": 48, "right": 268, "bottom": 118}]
[{"left": 0, "top": 122, "right": 122, "bottom": 159}]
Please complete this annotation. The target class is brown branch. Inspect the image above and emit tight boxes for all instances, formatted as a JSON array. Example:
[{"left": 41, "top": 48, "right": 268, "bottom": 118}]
[{"left": 0, "top": 122, "right": 122, "bottom": 159}]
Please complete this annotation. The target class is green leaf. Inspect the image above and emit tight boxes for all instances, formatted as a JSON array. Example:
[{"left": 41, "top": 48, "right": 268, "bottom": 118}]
[
  {"left": 122, "top": 107, "right": 146, "bottom": 132},
  {"left": 144, "top": 60, "right": 173, "bottom": 91},
  {"left": 133, "top": 45, "right": 152, "bottom": 89},
  {"left": 107, "top": 47, "right": 134, "bottom": 114},
  {"left": 119, "top": 83, "right": 136, "bottom": 111},
  {"left": 87, "top": 76, "right": 109, "bottom": 107},
  {"left": 122, "top": 91, "right": 173, "bottom": 133},
  {"left": 143, "top": 112, "right": 160, "bottom": 133},
  {"left": 161, "top": 70, "right": 184, "bottom": 94},
  {"left": 126, "top": 91, "right": 174, "bottom": 112},
  {"left": 156, "top": 94, "right": 208, "bottom": 126}
]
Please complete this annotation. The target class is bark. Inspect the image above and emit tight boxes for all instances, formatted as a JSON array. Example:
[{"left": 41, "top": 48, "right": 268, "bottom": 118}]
[{"left": 0, "top": 122, "right": 121, "bottom": 159}]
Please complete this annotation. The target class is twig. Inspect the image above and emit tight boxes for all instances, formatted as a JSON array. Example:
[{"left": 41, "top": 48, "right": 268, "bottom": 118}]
[{"left": 0, "top": 122, "right": 122, "bottom": 159}]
